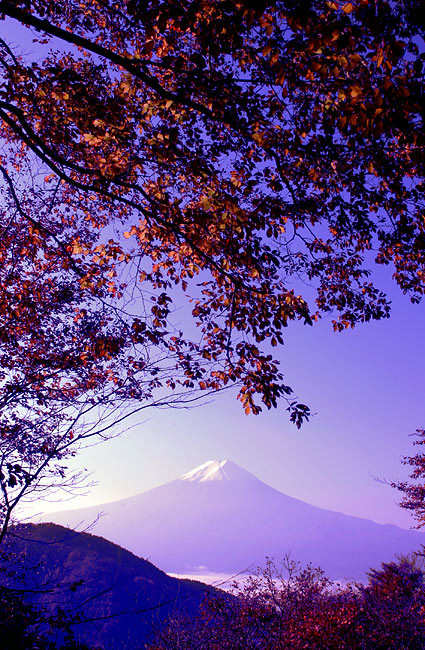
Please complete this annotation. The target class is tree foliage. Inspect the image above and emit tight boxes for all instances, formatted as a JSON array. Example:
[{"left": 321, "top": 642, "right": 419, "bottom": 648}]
[
  {"left": 0, "top": 585, "right": 95, "bottom": 650},
  {"left": 149, "top": 557, "right": 425, "bottom": 650},
  {"left": 392, "top": 429, "right": 425, "bottom": 529},
  {"left": 0, "top": 1, "right": 423, "bottom": 527}
]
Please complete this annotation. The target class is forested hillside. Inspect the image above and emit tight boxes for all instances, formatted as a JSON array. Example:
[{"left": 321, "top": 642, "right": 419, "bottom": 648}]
[{"left": 1, "top": 524, "right": 215, "bottom": 649}]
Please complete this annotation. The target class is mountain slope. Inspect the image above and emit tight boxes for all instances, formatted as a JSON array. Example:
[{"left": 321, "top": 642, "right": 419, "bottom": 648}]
[
  {"left": 40, "top": 460, "right": 425, "bottom": 580},
  {"left": 1, "top": 523, "right": 215, "bottom": 650}
]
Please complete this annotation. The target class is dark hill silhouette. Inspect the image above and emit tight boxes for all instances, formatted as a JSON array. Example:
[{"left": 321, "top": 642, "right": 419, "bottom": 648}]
[{"left": 1, "top": 523, "right": 216, "bottom": 650}]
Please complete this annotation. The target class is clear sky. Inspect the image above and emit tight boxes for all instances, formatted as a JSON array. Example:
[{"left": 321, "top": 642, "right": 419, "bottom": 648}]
[
  {"left": 32, "top": 270, "right": 424, "bottom": 531},
  {"left": 3, "top": 19, "right": 424, "bottom": 532}
]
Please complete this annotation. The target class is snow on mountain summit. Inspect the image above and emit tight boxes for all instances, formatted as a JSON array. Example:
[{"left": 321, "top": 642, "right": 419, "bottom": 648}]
[{"left": 179, "top": 459, "right": 256, "bottom": 483}]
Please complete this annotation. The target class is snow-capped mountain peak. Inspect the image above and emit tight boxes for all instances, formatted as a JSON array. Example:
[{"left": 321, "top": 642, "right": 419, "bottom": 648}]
[
  {"left": 179, "top": 459, "right": 253, "bottom": 483},
  {"left": 39, "top": 459, "right": 425, "bottom": 581}
]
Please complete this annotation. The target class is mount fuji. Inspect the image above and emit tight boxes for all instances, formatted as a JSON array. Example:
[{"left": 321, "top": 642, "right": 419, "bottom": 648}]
[{"left": 39, "top": 460, "right": 425, "bottom": 580}]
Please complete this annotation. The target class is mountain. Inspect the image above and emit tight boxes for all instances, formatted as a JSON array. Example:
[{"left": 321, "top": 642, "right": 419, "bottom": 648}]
[
  {"left": 1, "top": 523, "right": 215, "bottom": 650},
  {"left": 39, "top": 460, "right": 425, "bottom": 581}
]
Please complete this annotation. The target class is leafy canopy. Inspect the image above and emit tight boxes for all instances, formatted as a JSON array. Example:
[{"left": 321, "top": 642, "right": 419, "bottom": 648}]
[{"left": 0, "top": 0, "right": 423, "bottom": 428}]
